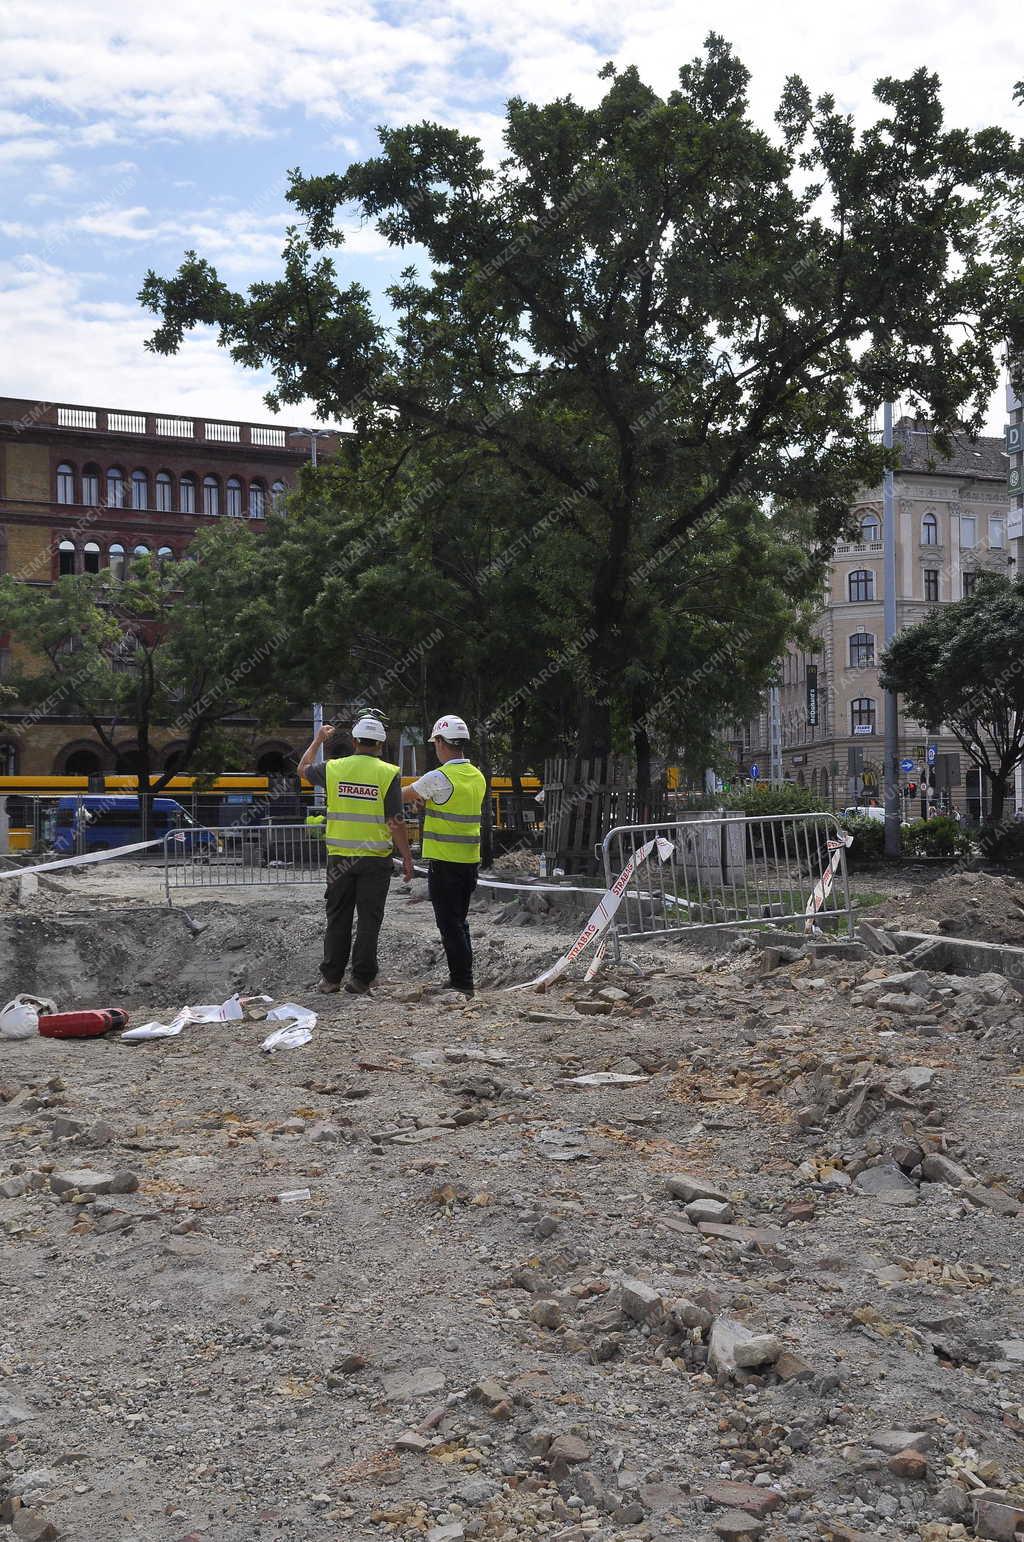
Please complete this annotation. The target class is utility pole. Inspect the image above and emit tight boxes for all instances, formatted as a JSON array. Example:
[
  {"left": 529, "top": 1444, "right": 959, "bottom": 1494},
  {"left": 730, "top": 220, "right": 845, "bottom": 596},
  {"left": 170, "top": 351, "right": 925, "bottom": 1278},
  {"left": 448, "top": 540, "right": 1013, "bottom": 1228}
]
[
  {"left": 882, "top": 402, "right": 901, "bottom": 858},
  {"left": 289, "top": 426, "right": 333, "bottom": 808},
  {"left": 768, "top": 685, "right": 783, "bottom": 785}
]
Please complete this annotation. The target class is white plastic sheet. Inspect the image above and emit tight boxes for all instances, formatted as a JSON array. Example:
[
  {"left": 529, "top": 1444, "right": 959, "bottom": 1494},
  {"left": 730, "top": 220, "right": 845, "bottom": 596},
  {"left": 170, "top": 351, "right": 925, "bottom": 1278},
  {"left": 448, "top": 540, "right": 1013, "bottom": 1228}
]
[
  {"left": 261, "top": 1003, "right": 317, "bottom": 1053},
  {"left": 121, "top": 995, "right": 242, "bottom": 1042}
]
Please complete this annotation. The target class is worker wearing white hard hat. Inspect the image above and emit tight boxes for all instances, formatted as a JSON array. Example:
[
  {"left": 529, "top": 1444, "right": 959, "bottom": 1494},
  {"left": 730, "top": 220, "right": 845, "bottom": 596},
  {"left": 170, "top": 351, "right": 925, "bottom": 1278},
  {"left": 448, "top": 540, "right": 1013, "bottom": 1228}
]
[
  {"left": 404, "top": 713, "right": 487, "bottom": 996},
  {"left": 297, "top": 714, "right": 414, "bottom": 994}
]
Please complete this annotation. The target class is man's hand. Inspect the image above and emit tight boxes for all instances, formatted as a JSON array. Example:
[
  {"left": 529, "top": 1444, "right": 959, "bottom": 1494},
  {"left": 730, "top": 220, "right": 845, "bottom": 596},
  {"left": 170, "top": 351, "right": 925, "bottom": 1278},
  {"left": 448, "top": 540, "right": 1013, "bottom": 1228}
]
[
  {"left": 402, "top": 853, "right": 415, "bottom": 882},
  {"left": 317, "top": 722, "right": 334, "bottom": 743}
]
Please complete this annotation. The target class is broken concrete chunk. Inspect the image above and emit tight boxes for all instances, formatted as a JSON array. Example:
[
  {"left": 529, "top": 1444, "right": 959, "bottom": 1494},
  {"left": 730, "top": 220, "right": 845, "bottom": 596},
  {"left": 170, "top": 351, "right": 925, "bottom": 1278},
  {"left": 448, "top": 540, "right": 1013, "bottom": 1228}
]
[
  {"left": 868, "top": 1428, "right": 932, "bottom": 1455},
  {"left": 381, "top": 1365, "right": 446, "bottom": 1401},
  {"left": 920, "top": 1153, "right": 973, "bottom": 1187},
  {"left": 732, "top": 1333, "right": 782, "bottom": 1369},
  {"left": 711, "top": 1511, "right": 765, "bottom": 1540},
  {"left": 855, "top": 1163, "right": 918, "bottom": 1197},
  {"left": 665, "top": 1172, "right": 727, "bottom": 1204},
  {"left": 619, "top": 1278, "right": 663, "bottom": 1324},
  {"left": 48, "top": 1169, "right": 116, "bottom": 1197},
  {"left": 973, "top": 1495, "right": 1024, "bottom": 1542},
  {"left": 708, "top": 1318, "right": 756, "bottom": 1379},
  {"left": 704, "top": 1481, "right": 783, "bottom": 1518},
  {"left": 666, "top": 1297, "right": 714, "bottom": 1333},
  {"left": 697, "top": 1221, "right": 786, "bottom": 1249},
  {"left": 546, "top": 1433, "right": 590, "bottom": 1464},
  {"left": 684, "top": 1197, "right": 734, "bottom": 1224}
]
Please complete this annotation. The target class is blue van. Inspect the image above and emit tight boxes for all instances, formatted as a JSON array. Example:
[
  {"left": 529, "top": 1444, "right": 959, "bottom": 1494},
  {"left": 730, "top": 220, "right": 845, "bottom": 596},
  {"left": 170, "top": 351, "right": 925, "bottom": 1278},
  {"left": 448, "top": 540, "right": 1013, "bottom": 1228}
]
[{"left": 52, "top": 796, "right": 219, "bottom": 855}]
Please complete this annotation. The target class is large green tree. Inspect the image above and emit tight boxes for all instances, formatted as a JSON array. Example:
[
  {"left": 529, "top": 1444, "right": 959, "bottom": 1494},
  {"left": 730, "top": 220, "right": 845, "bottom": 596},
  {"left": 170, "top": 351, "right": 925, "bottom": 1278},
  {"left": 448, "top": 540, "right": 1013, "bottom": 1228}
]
[
  {"left": 140, "top": 37, "right": 1024, "bottom": 767},
  {"left": 879, "top": 574, "right": 1024, "bottom": 822},
  {"left": 0, "top": 534, "right": 290, "bottom": 836}
]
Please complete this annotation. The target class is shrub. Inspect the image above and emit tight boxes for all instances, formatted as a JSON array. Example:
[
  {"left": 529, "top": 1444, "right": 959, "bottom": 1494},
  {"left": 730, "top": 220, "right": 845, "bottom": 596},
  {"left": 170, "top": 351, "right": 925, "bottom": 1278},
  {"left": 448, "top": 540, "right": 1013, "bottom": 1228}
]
[
  {"left": 841, "top": 815, "right": 884, "bottom": 862},
  {"left": 976, "top": 819, "right": 1024, "bottom": 864},
  {"left": 902, "top": 815, "right": 971, "bottom": 859},
  {"left": 724, "top": 784, "right": 829, "bottom": 817}
]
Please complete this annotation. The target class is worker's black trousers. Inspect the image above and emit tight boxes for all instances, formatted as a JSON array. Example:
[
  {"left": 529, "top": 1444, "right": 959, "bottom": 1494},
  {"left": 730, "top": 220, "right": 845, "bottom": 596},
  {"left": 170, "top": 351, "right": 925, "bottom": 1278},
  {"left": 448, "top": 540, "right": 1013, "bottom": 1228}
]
[
  {"left": 427, "top": 859, "right": 478, "bottom": 990},
  {"left": 322, "top": 855, "right": 392, "bottom": 985}
]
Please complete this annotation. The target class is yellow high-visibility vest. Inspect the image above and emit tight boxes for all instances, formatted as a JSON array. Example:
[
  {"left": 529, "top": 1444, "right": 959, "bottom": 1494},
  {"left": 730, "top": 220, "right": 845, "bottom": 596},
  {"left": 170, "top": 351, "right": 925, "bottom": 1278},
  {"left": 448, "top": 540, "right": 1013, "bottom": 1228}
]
[
  {"left": 421, "top": 761, "right": 486, "bottom": 863},
  {"left": 324, "top": 754, "right": 399, "bottom": 858}
]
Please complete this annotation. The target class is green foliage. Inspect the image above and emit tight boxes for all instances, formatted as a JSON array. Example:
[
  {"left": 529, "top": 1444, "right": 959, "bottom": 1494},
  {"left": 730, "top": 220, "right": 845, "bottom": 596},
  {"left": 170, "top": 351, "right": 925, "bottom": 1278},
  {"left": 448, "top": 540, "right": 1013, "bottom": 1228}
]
[
  {"left": 0, "top": 540, "right": 288, "bottom": 821},
  {"left": 141, "top": 40, "right": 1024, "bottom": 765},
  {"left": 901, "top": 815, "right": 971, "bottom": 858},
  {"left": 841, "top": 815, "right": 885, "bottom": 862},
  {"left": 723, "top": 783, "right": 829, "bottom": 817},
  {"left": 880, "top": 575, "right": 1024, "bottom": 822},
  {"left": 976, "top": 819, "right": 1024, "bottom": 864}
]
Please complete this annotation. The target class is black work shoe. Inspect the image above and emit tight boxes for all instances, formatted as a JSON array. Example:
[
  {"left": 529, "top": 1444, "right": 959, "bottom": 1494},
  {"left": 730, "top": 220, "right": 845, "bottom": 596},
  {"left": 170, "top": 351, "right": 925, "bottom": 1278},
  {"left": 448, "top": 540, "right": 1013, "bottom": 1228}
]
[
  {"left": 344, "top": 978, "right": 373, "bottom": 995},
  {"left": 449, "top": 983, "right": 475, "bottom": 998},
  {"left": 316, "top": 977, "right": 340, "bottom": 994}
]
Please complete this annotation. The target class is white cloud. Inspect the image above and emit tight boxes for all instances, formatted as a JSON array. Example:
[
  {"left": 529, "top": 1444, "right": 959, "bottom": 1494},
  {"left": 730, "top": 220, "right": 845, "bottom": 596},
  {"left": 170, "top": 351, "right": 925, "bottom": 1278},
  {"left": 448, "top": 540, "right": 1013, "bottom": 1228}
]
[{"left": 0, "top": 257, "right": 325, "bottom": 424}]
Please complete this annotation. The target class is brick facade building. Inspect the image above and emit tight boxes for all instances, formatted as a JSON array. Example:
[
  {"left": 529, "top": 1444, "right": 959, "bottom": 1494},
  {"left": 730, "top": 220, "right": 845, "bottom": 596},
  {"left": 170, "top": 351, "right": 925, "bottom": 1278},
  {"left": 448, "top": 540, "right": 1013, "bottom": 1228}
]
[{"left": 0, "top": 395, "right": 338, "bottom": 776}]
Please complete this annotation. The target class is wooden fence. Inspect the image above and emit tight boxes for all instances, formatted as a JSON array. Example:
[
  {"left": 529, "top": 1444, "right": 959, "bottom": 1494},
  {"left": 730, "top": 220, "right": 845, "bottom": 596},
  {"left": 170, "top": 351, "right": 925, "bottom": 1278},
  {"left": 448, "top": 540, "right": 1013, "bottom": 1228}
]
[{"left": 542, "top": 756, "right": 667, "bottom": 873}]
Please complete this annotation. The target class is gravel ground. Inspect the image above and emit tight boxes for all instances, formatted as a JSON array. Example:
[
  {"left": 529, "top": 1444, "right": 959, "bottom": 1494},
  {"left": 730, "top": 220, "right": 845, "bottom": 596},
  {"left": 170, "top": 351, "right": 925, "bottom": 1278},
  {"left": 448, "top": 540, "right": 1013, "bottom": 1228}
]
[{"left": 1, "top": 861, "right": 1023, "bottom": 1542}]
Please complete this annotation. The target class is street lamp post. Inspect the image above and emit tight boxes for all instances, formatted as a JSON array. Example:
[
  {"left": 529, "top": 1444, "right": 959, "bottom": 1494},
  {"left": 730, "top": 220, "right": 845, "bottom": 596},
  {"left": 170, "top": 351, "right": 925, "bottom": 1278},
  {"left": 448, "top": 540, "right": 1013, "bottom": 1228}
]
[
  {"left": 882, "top": 402, "right": 901, "bottom": 858},
  {"left": 288, "top": 427, "right": 332, "bottom": 805},
  {"left": 288, "top": 426, "right": 332, "bottom": 467}
]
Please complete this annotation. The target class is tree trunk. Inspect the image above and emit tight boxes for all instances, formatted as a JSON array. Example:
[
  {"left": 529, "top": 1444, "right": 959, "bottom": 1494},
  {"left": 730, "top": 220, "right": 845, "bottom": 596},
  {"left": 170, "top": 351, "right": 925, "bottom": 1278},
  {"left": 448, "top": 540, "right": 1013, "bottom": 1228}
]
[
  {"left": 990, "top": 772, "right": 1008, "bottom": 825},
  {"left": 633, "top": 719, "right": 653, "bottom": 822}
]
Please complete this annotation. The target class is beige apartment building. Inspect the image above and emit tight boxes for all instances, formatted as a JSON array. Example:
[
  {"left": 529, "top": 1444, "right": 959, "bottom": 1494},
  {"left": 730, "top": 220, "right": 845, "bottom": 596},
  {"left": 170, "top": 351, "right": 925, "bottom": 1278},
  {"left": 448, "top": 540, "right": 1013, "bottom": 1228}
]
[{"left": 738, "top": 419, "right": 1013, "bottom": 817}]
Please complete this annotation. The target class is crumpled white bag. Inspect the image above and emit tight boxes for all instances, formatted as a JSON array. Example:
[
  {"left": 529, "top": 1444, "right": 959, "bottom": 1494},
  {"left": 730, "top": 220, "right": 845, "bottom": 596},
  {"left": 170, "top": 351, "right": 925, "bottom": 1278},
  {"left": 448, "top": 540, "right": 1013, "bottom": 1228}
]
[
  {"left": 261, "top": 1003, "right": 317, "bottom": 1053},
  {"left": 1, "top": 994, "right": 58, "bottom": 1040}
]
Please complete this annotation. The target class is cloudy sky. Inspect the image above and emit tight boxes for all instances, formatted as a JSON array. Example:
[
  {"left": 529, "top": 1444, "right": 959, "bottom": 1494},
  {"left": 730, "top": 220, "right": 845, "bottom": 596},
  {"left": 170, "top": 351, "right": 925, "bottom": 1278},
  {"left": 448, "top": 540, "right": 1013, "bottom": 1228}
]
[{"left": 1, "top": 0, "right": 1022, "bottom": 429}]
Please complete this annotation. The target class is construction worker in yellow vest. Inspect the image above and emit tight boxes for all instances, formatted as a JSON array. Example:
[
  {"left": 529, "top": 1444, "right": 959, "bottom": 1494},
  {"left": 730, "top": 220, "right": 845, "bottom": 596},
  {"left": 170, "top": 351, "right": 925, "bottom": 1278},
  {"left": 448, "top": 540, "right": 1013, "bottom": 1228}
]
[
  {"left": 404, "top": 713, "right": 487, "bottom": 996},
  {"left": 297, "top": 715, "right": 414, "bottom": 995}
]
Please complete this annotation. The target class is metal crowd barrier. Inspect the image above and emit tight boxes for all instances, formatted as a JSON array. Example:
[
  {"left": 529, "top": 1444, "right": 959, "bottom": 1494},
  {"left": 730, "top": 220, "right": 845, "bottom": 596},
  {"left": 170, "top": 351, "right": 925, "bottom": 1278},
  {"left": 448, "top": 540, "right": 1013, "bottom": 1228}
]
[
  {"left": 163, "top": 823, "right": 327, "bottom": 905},
  {"left": 600, "top": 812, "right": 853, "bottom": 959}
]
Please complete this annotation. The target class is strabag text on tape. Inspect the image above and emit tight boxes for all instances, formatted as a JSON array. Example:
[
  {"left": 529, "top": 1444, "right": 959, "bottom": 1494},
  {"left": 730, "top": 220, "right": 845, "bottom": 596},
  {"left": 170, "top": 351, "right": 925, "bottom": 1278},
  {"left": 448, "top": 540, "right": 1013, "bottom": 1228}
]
[
  {"left": 803, "top": 832, "right": 853, "bottom": 934},
  {"left": 506, "top": 835, "right": 674, "bottom": 993}
]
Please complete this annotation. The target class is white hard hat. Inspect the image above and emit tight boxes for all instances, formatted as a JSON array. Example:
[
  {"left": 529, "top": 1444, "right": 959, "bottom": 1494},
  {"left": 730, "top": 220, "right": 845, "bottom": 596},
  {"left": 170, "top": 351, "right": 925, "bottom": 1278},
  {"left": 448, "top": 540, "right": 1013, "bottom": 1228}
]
[
  {"left": 352, "top": 715, "right": 387, "bottom": 742},
  {"left": 430, "top": 713, "right": 470, "bottom": 742}
]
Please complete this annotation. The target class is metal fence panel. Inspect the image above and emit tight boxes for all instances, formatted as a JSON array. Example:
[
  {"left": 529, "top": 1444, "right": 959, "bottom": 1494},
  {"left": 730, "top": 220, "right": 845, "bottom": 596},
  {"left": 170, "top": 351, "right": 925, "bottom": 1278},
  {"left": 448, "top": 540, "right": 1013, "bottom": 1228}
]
[
  {"left": 600, "top": 812, "right": 852, "bottom": 957},
  {"left": 164, "top": 823, "right": 327, "bottom": 904}
]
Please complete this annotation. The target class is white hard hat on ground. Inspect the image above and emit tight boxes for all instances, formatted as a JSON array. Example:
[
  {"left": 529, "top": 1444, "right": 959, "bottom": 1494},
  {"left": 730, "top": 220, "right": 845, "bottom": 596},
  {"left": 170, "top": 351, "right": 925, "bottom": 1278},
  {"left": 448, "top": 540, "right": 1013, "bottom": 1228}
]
[
  {"left": 430, "top": 714, "right": 470, "bottom": 742},
  {"left": 352, "top": 716, "right": 387, "bottom": 742}
]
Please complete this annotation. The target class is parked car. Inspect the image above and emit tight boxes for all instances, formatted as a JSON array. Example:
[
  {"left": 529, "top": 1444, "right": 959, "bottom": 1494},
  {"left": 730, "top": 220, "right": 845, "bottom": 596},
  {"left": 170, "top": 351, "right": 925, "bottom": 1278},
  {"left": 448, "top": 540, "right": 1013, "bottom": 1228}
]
[{"left": 52, "top": 796, "right": 219, "bottom": 855}]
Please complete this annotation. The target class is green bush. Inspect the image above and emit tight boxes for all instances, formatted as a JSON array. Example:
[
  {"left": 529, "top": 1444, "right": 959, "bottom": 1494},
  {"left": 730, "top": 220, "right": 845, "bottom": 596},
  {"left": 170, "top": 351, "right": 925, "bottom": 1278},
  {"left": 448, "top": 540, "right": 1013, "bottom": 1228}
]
[
  {"left": 902, "top": 815, "right": 971, "bottom": 859},
  {"left": 723, "top": 784, "right": 829, "bottom": 817},
  {"left": 976, "top": 819, "right": 1024, "bottom": 864},
  {"left": 841, "top": 815, "right": 884, "bottom": 862}
]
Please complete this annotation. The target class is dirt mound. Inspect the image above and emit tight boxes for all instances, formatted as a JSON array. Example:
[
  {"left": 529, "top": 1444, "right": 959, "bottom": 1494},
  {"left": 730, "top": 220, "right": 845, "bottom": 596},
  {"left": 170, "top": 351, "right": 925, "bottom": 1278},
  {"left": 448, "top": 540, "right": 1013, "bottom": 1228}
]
[{"left": 874, "top": 868, "right": 1024, "bottom": 944}]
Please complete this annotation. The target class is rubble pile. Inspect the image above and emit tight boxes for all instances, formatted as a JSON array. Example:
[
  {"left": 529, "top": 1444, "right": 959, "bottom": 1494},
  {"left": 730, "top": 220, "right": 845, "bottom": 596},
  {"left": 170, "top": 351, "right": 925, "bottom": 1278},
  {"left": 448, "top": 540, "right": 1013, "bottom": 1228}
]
[
  {"left": 1, "top": 867, "right": 1023, "bottom": 1540},
  {"left": 874, "top": 871, "right": 1024, "bottom": 947}
]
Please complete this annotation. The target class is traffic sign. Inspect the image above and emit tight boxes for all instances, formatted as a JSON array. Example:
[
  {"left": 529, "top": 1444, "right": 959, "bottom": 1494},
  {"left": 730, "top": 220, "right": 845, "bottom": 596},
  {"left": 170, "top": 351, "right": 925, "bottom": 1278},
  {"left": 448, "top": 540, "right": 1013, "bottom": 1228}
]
[
  {"left": 899, "top": 758, "right": 914, "bottom": 772},
  {"left": 750, "top": 763, "right": 759, "bottom": 780},
  {"left": 1010, "top": 465, "right": 1023, "bottom": 497},
  {"left": 926, "top": 745, "right": 937, "bottom": 766},
  {"left": 1006, "top": 422, "right": 1023, "bottom": 455}
]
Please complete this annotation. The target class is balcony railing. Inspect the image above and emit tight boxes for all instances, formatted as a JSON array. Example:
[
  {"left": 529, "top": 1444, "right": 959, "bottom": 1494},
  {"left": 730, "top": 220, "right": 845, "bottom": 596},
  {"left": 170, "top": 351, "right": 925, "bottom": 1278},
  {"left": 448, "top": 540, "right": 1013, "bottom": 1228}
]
[{"left": 834, "top": 539, "right": 885, "bottom": 556}]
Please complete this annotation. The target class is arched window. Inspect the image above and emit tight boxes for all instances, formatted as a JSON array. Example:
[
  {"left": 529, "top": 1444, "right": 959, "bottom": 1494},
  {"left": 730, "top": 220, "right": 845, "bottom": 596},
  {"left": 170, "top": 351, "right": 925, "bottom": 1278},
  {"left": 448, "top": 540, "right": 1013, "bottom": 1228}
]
[
  {"left": 179, "top": 474, "right": 196, "bottom": 514},
  {"left": 132, "top": 543, "right": 150, "bottom": 560},
  {"left": 849, "top": 631, "right": 875, "bottom": 668},
  {"left": 851, "top": 697, "right": 876, "bottom": 733},
  {"left": 922, "top": 512, "right": 938, "bottom": 546},
  {"left": 82, "top": 465, "right": 100, "bottom": 505},
  {"left": 82, "top": 541, "right": 100, "bottom": 574},
  {"left": 106, "top": 467, "right": 125, "bottom": 508},
  {"left": 226, "top": 476, "right": 243, "bottom": 517},
  {"left": 58, "top": 540, "right": 76, "bottom": 576},
  {"left": 249, "top": 480, "right": 266, "bottom": 519},
  {"left": 157, "top": 546, "right": 174, "bottom": 570},
  {"left": 202, "top": 475, "right": 220, "bottom": 516},
  {"left": 848, "top": 569, "right": 874, "bottom": 602},
  {"left": 860, "top": 512, "right": 879, "bottom": 542},
  {"left": 155, "top": 471, "right": 173, "bottom": 513},
  {"left": 62, "top": 746, "right": 104, "bottom": 776},
  {"left": 56, "top": 463, "right": 75, "bottom": 504},
  {"left": 271, "top": 479, "right": 286, "bottom": 511},
  {"left": 108, "top": 544, "right": 126, "bottom": 580},
  {"left": 131, "top": 470, "right": 148, "bottom": 510}
]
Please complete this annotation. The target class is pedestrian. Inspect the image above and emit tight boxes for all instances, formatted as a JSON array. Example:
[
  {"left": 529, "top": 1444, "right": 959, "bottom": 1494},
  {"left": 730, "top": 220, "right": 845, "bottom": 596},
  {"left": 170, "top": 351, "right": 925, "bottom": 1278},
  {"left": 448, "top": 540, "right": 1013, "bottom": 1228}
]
[
  {"left": 404, "top": 714, "right": 487, "bottom": 997},
  {"left": 297, "top": 715, "right": 414, "bottom": 995}
]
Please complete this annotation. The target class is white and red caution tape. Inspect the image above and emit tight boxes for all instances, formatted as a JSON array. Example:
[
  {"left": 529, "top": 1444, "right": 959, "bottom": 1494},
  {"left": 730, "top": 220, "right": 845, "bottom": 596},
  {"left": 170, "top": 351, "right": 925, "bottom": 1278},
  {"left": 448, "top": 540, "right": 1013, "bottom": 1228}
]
[
  {"left": 0, "top": 838, "right": 165, "bottom": 881},
  {"left": 506, "top": 835, "right": 675, "bottom": 993},
  {"left": 803, "top": 832, "right": 853, "bottom": 933}
]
